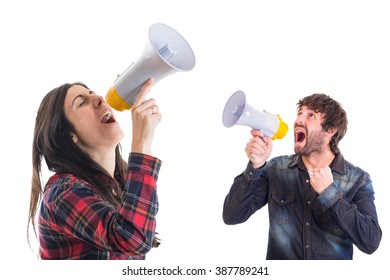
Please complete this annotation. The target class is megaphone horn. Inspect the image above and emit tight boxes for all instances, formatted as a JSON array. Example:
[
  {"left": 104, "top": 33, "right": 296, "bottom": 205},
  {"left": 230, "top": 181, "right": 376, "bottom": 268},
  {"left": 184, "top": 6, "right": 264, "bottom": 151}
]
[
  {"left": 222, "top": 90, "right": 288, "bottom": 140},
  {"left": 106, "top": 23, "right": 196, "bottom": 111}
]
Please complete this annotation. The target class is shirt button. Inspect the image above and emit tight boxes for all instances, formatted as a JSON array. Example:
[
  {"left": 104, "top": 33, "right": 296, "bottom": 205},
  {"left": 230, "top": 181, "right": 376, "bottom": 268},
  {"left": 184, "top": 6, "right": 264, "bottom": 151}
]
[
  {"left": 305, "top": 245, "right": 310, "bottom": 249},
  {"left": 305, "top": 222, "right": 310, "bottom": 226},
  {"left": 306, "top": 179, "right": 309, "bottom": 183},
  {"left": 307, "top": 200, "right": 311, "bottom": 205},
  {"left": 249, "top": 172, "right": 253, "bottom": 176}
]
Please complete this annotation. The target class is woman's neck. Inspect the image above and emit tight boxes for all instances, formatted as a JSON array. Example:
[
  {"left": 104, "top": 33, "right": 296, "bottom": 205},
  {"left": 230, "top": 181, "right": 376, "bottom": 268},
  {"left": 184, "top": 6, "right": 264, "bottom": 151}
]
[{"left": 88, "top": 148, "right": 116, "bottom": 177}]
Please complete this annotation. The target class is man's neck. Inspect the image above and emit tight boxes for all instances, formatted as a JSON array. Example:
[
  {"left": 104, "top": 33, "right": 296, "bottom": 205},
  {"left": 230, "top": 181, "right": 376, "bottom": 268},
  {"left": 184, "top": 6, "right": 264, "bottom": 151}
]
[{"left": 302, "top": 150, "right": 335, "bottom": 171}]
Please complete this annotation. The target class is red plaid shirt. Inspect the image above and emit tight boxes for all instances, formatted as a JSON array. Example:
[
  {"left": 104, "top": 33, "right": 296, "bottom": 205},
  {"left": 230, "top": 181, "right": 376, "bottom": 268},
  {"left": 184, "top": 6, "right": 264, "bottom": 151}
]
[{"left": 38, "top": 153, "right": 161, "bottom": 260}]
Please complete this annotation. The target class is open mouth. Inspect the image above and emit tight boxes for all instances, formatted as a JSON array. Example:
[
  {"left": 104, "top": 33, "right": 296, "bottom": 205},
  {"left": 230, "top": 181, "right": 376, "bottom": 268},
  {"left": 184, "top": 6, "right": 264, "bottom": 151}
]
[
  {"left": 100, "top": 111, "right": 116, "bottom": 124},
  {"left": 295, "top": 131, "right": 306, "bottom": 143}
]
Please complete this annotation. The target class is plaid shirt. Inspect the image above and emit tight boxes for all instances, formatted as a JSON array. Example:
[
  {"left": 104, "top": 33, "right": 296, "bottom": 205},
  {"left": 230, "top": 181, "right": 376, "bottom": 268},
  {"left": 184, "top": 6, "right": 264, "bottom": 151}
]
[{"left": 38, "top": 153, "right": 161, "bottom": 260}]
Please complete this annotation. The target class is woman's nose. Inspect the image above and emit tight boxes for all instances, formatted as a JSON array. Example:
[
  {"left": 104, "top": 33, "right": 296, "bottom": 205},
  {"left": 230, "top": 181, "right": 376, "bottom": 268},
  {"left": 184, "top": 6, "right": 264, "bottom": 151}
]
[{"left": 93, "top": 95, "right": 104, "bottom": 108}]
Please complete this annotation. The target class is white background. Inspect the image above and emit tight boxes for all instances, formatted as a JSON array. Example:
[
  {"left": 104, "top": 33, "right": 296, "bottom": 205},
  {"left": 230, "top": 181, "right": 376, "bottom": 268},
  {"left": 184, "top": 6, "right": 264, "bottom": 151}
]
[{"left": 1, "top": 0, "right": 388, "bottom": 279}]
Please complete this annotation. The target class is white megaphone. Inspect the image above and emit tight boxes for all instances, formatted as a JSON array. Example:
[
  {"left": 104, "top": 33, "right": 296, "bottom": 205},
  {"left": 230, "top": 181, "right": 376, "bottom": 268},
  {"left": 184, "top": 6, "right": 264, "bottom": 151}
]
[
  {"left": 222, "top": 90, "right": 288, "bottom": 140},
  {"left": 105, "top": 23, "right": 196, "bottom": 111}
]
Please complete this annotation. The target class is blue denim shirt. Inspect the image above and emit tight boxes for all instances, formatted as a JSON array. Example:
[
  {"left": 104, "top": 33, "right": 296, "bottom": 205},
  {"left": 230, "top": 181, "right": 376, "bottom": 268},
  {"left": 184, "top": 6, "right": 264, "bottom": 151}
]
[{"left": 223, "top": 153, "right": 382, "bottom": 260}]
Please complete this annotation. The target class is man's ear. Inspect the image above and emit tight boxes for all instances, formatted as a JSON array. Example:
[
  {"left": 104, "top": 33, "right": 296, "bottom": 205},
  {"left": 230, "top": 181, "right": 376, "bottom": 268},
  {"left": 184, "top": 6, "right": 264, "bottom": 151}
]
[{"left": 326, "top": 128, "right": 337, "bottom": 138}]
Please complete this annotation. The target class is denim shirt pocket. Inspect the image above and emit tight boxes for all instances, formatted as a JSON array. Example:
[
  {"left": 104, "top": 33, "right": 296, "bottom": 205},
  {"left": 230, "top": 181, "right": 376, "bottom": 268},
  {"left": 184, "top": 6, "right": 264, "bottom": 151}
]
[{"left": 269, "top": 192, "right": 295, "bottom": 224}]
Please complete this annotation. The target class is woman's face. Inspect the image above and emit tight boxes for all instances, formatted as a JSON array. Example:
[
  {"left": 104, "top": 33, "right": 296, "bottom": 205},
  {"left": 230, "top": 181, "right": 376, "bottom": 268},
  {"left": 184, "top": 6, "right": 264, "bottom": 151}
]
[{"left": 64, "top": 84, "right": 124, "bottom": 156}]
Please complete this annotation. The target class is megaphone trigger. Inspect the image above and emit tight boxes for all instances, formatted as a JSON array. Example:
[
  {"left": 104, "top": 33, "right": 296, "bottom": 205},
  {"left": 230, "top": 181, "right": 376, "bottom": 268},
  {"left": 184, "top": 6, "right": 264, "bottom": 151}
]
[{"left": 132, "top": 79, "right": 154, "bottom": 109}]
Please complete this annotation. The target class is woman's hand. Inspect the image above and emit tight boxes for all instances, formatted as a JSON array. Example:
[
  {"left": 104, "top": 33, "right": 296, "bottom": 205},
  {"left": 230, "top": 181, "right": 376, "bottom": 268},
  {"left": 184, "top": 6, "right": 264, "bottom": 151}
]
[{"left": 130, "top": 79, "right": 162, "bottom": 155}]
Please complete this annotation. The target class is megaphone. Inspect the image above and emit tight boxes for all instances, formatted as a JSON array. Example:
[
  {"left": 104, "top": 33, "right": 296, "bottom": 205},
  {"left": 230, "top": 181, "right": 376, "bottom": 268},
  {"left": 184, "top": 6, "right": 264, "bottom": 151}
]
[
  {"left": 105, "top": 23, "right": 196, "bottom": 111},
  {"left": 222, "top": 90, "right": 288, "bottom": 139}
]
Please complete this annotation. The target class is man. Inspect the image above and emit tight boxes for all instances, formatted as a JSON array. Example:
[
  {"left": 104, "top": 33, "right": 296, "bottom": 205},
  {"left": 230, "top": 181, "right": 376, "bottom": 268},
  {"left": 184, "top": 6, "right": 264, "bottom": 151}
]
[{"left": 222, "top": 93, "right": 382, "bottom": 260}]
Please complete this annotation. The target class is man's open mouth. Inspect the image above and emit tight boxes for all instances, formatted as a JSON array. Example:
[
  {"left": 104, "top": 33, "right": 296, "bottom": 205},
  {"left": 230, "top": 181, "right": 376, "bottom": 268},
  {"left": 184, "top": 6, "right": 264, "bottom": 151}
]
[{"left": 296, "top": 131, "right": 306, "bottom": 143}]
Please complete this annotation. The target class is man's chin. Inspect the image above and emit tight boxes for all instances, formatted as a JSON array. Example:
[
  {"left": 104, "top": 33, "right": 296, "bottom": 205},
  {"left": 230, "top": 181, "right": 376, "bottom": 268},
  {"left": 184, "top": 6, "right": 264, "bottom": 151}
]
[{"left": 294, "top": 143, "right": 305, "bottom": 154}]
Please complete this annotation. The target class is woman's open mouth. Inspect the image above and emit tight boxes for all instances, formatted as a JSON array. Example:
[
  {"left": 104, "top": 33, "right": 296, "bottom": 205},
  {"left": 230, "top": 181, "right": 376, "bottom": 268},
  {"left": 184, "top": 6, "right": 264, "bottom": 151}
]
[{"left": 100, "top": 111, "right": 116, "bottom": 124}]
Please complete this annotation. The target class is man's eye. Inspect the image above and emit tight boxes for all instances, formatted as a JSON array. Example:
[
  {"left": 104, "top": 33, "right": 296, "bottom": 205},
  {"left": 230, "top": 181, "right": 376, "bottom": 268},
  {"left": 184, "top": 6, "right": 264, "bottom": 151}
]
[{"left": 79, "top": 100, "right": 86, "bottom": 107}]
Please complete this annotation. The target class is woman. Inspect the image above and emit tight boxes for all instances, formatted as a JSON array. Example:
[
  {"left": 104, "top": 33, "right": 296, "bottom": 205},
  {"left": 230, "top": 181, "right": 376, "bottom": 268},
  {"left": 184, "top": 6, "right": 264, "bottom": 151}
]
[{"left": 28, "top": 79, "right": 162, "bottom": 259}]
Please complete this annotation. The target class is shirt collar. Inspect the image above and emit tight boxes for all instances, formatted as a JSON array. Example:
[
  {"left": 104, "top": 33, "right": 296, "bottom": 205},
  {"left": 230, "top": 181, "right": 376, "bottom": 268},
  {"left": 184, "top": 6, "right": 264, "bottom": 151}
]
[{"left": 288, "top": 152, "right": 346, "bottom": 175}]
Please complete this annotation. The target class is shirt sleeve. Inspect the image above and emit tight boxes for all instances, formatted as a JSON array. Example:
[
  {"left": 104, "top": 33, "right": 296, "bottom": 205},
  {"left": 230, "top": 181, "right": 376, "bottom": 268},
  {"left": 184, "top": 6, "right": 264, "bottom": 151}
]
[
  {"left": 52, "top": 153, "right": 161, "bottom": 256},
  {"left": 317, "top": 174, "right": 382, "bottom": 254},
  {"left": 222, "top": 161, "right": 268, "bottom": 225}
]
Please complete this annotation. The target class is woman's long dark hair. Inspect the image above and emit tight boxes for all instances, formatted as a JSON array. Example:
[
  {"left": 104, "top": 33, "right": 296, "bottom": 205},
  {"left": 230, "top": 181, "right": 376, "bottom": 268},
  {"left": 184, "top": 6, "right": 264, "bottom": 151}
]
[{"left": 28, "top": 82, "right": 159, "bottom": 249}]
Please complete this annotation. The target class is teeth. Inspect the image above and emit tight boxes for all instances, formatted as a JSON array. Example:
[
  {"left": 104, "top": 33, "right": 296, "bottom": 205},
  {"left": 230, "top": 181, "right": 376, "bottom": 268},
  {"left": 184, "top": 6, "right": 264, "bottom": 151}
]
[{"left": 101, "top": 111, "right": 112, "bottom": 123}]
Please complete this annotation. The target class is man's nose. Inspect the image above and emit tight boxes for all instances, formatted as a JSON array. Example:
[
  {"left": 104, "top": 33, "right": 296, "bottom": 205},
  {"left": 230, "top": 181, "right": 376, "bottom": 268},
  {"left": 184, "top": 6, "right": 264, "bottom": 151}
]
[{"left": 295, "top": 116, "right": 304, "bottom": 125}]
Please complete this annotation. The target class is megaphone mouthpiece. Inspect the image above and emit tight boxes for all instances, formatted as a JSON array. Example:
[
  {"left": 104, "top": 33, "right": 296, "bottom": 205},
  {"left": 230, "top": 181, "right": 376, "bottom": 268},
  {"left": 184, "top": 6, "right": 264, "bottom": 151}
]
[{"left": 222, "top": 90, "right": 288, "bottom": 140}]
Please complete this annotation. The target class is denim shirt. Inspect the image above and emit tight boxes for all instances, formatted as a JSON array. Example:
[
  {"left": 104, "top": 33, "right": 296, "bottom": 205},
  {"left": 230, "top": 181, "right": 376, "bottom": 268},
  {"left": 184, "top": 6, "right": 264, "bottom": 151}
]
[{"left": 223, "top": 153, "right": 382, "bottom": 260}]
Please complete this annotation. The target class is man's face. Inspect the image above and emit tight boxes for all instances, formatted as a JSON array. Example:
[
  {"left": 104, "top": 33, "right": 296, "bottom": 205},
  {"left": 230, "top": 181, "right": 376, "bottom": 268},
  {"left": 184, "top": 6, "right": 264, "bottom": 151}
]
[{"left": 294, "top": 106, "right": 326, "bottom": 155}]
